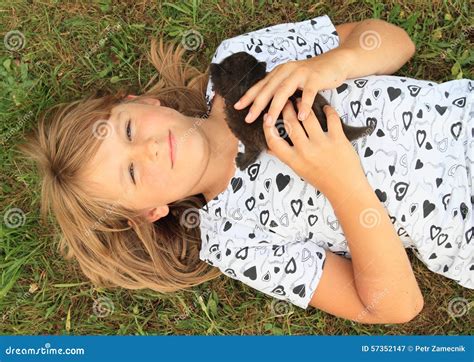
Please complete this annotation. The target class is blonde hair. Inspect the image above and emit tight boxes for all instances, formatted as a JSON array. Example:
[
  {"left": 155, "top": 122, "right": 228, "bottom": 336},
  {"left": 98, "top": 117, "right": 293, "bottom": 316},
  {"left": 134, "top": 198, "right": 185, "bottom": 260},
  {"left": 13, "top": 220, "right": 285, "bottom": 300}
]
[{"left": 16, "top": 38, "right": 222, "bottom": 293}]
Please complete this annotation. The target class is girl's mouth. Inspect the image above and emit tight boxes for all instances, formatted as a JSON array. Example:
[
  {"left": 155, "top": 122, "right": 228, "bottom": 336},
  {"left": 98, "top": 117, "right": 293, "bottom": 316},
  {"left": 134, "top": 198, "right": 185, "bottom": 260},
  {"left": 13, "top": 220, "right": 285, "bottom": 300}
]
[{"left": 169, "top": 130, "right": 175, "bottom": 168}]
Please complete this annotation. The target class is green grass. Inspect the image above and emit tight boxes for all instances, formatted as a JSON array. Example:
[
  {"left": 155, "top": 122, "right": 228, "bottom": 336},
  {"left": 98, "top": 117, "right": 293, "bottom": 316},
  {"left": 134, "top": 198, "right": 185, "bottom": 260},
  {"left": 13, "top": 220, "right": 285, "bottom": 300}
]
[{"left": 1, "top": 0, "right": 472, "bottom": 335}]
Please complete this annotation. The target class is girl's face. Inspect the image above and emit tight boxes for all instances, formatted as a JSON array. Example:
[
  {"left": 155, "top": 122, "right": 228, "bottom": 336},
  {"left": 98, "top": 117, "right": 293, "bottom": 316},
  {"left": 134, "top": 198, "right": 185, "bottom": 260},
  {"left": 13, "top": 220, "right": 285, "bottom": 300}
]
[{"left": 81, "top": 97, "right": 212, "bottom": 222}]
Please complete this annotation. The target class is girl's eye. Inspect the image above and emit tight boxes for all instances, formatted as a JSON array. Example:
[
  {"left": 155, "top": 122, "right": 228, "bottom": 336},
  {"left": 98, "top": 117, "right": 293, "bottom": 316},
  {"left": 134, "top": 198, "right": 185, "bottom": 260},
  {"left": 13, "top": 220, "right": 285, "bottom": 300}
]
[
  {"left": 125, "top": 119, "right": 136, "bottom": 185},
  {"left": 129, "top": 163, "right": 136, "bottom": 185},
  {"left": 126, "top": 119, "right": 132, "bottom": 141}
]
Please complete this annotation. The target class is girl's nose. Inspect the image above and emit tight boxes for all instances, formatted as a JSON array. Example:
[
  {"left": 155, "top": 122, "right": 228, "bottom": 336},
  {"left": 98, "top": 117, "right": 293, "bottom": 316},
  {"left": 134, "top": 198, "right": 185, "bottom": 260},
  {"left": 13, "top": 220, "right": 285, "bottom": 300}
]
[
  {"left": 138, "top": 137, "right": 159, "bottom": 162},
  {"left": 147, "top": 138, "right": 159, "bottom": 161}
]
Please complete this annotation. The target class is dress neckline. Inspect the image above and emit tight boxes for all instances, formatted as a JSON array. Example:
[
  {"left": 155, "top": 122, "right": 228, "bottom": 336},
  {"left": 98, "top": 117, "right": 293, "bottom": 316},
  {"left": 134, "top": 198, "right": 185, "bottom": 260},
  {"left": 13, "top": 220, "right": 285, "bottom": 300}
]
[
  {"left": 203, "top": 139, "right": 245, "bottom": 206},
  {"left": 203, "top": 92, "right": 245, "bottom": 206}
]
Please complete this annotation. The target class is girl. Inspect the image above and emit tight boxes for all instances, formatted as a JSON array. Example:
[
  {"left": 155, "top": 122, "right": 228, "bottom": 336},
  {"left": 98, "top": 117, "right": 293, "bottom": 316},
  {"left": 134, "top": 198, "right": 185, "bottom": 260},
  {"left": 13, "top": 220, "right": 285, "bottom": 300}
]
[{"left": 17, "top": 15, "right": 472, "bottom": 325}]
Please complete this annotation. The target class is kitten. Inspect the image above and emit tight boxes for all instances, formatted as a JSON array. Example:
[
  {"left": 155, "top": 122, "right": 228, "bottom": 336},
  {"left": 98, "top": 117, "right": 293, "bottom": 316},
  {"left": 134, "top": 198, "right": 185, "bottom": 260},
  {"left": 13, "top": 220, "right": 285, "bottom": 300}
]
[{"left": 209, "top": 51, "right": 374, "bottom": 170}]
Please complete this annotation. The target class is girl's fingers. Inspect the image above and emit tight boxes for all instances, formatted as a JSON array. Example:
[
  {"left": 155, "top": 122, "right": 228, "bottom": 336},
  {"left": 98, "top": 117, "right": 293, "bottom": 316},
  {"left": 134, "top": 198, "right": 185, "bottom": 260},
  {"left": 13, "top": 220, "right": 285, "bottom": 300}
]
[
  {"left": 265, "top": 74, "right": 304, "bottom": 126},
  {"left": 324, "top": 105, "right": 344, "bottom": 139},
  {"left": 233, "top": 76, "right": 270, "bottom": 111},
  {"left": 295, "top": 98, "right": 326, "bottom": 143},
  {"left": 234, "top": 70, "right": 276, "bottom": 113},
  {"left": 262, "top": 110, "right": 295, "bottom": 165},
  {"left": 299, "top": 75, "right": 320, "bottom": 121},
  {"left": 280, "top": 100, "right": 309, "bottom": 148},
  {"left": 241, "top": 70, "right": 288, "bottom": 123}
]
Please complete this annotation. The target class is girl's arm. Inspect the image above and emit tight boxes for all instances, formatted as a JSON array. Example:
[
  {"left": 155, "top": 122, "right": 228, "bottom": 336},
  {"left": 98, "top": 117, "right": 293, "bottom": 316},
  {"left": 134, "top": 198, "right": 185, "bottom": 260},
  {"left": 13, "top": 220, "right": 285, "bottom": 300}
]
[
  {"left": 263, "top": 100, "right": 423, "bottom": 324},
  {"left": 328, "top": 19, "right": 416, "bottom": 78},
  {"left": 306, "top": 22, "right": 422, "bottom": 321},
  {"left": 309, "top": 177, "right": 424, "bottom": 323}
]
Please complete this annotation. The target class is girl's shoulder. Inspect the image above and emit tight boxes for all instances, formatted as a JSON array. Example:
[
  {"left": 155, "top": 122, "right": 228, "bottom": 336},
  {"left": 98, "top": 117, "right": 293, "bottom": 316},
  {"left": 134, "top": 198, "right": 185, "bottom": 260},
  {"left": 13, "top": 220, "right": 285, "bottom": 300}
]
[{"left": 206, "top": 15, "right": 341, "bottom": 114}]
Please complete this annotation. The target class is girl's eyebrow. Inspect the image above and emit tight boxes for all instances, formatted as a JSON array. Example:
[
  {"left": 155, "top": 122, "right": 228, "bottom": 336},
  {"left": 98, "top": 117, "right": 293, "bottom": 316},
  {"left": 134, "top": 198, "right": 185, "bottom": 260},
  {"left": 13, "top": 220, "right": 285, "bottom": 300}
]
[
  {"left": 119, "top": 163, "right": 127, "bottom": 193},
  {"left": 110, "top": 108, "right": 120, "bottom": 121},
  {"left": 114, "top": 111, "right": 128, "bottom": 193}
]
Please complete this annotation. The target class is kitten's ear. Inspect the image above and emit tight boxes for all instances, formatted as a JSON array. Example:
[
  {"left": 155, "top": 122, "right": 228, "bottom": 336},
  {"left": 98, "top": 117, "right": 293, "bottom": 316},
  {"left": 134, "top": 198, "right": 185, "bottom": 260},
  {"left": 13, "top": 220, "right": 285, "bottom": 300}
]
[{"left": 209, "top": 63, "right": 225, "bottom": 77}]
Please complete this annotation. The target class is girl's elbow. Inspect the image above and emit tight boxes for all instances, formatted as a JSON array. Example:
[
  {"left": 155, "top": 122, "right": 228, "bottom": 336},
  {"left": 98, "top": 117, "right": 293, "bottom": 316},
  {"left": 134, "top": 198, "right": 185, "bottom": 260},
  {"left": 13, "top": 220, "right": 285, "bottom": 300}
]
[
  {"left": 396, "top": 296, "right": 424, "bottom": 323},
  {"left": 406, "top": 35, "right": 416, "bottom": 59},
  {"left": 375, "top": 295, "right": 424, "bottom": 324},
  {"left": 376, "top": 19, "right": 416, "bottom": 58},
  {"left": 398, "top": 25, "right": 416, "bottom": 59}
]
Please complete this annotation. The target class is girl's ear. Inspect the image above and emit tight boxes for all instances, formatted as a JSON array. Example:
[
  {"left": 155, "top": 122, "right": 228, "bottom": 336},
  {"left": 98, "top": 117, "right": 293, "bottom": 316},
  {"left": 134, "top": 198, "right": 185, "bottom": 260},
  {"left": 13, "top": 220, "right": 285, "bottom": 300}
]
[
  {"left": 127, "top": 205, "right": 169, "bottom": 226},
  {"left": 144, "top": 205, "right": 169, "bottom": 223},
  {"left": 145, "top": 98, "right": 161, "bottom": 107}
]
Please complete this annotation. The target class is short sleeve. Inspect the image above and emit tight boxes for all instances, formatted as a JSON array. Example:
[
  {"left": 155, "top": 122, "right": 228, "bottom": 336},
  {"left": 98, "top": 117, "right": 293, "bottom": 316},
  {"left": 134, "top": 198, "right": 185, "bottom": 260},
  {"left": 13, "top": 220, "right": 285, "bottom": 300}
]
[
  {"left": 205, "top": 14, "right": 340, "bottom": 112},
  {"left": 199, "top": 219, "right": 328, "bottom": 310},
  {"left": 211, "top": 14, "right": 340, "bottom": 67}
]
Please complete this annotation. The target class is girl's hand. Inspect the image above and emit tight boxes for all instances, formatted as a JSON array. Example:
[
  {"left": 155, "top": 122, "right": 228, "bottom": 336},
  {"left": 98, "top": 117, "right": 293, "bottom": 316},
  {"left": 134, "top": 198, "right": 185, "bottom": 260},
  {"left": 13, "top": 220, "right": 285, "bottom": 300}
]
[
  {"left": 234, "top": 52, "right": 349, "bottom": 124},
  {"left": 263, "top": 99, "right": 365, "bottom": 196}
]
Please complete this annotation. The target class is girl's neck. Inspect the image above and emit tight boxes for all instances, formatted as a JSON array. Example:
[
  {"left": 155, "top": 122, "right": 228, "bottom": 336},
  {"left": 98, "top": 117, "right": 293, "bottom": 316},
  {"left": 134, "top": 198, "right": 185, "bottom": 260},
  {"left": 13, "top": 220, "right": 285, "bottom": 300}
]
[{"left": 202, "top": 94, "right": 240, "bottom": 203}]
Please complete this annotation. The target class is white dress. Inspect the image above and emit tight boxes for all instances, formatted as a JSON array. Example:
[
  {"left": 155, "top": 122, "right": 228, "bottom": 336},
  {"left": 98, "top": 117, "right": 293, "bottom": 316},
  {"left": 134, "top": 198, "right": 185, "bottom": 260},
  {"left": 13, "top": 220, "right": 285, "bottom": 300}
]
[{"left": 198, "top": 15, "right": 474, "bottom": 310}]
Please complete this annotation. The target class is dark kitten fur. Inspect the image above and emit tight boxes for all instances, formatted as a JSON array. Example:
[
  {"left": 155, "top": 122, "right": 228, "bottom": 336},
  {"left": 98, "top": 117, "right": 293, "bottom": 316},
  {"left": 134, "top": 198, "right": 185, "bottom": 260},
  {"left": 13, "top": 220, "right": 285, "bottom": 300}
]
[{"left": 209, "top": 51, "right": 374, "bottom": 170}]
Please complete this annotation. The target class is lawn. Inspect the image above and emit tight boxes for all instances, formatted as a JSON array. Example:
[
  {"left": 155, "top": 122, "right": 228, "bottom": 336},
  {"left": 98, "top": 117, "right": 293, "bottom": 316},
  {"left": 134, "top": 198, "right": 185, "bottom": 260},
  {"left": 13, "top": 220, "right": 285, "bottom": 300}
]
[{"left": 1, "top": 0, "right": 472, "bottom": 335}]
